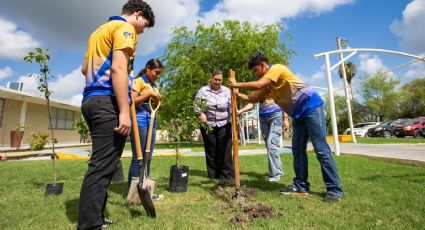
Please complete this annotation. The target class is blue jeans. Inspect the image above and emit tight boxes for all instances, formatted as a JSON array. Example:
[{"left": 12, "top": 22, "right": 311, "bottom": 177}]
[
  {"left": 260, "top": 113, "right": 284, "bottom": 178},
  {"left": 291, "top": 105, "right": 343, "bottom": 196},
  {"left": 128, "top": 126, "right": 156, "bottom": 186}
]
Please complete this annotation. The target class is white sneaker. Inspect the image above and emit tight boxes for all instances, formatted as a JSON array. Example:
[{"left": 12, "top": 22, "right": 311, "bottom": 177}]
[
  {"left": 152, "top": 194, "right": 164, "bottom": 201},
  {"left": 268, "top": 176, "right": 281, "bottom": 182}
]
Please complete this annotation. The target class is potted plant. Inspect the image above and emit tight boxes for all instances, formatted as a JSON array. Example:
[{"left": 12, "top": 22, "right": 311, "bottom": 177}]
[
  {"left": 164, "top": 116, "right": 191, "bottom": 193},
  {"left": 163, "top": 99, "right": 211, "bottom": 192},
  {"left": 10, "top": 124, "right": 26, "bottom": 149}
]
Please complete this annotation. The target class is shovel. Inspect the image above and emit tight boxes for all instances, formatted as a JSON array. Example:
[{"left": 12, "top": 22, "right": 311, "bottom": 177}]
[
  {"left": 229, "top": 69, "right": 244, "bottom": 202},
  {"left": 129, "top": 97, "right": 158, "bottom": 218}
]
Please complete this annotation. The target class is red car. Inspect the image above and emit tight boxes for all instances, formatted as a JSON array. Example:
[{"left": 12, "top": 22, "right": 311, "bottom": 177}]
[{"left": 393, "top": 117, "right": 425, "bottom": 138}]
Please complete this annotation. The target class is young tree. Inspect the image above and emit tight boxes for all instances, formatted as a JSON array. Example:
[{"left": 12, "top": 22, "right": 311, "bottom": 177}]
[
  {"left": 159, "top": 20, "right": 295, "bottom": 123},
  {"left": 24, "top": 48, "right": 60, "bottom": 190},
  {"left": 360, "top": 70, "right": 400, "bottom": 121}
]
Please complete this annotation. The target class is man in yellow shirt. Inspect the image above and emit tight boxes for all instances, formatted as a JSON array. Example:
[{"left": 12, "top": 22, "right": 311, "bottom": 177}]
[
  {"left": 78, "top": 1, "right": 155, "bottom": 229},
  {"left": 229, "top": 52, "right": 343, "bottom": 202}
]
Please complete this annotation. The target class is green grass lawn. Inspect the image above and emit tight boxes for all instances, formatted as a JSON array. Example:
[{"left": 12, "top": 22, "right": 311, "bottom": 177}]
[
  {"left": 1, "top": 154, "right": 424, "bottom": 229},
  {"left": 356, "top": 137, "right": 425, "bottom": 144}
]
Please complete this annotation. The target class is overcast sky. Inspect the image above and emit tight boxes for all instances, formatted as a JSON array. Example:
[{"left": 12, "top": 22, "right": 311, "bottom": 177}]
[{"left": 0, "top": 0, "right": 424, "bottom": 105}]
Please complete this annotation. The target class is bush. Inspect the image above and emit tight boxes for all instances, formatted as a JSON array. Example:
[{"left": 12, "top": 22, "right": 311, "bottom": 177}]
[{"left": 29, "top": 132, "right": 49, "bottom": 150}]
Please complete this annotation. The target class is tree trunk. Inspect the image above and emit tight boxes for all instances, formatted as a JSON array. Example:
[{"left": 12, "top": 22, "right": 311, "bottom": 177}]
[{"left": 44, "top": 73, "right": 57, "bottom": 184}]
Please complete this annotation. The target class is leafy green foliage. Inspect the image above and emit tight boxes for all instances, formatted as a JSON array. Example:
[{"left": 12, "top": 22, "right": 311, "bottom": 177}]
[
  {"left": 398, "top": 77, "right": 425, "bottom": 118},
  {"left": 28, "top": 132, "right": 49, "bottom": 150},
  {"left": 338, "top": 61, "right": 357, "bottom": 85},
  {"left": 158, "top": 20, "right": 295, "bottom": 126},
  {"left": 360, "top": 70, "right": 400, "bottom": 121},
  {"left": 161, "top": 98, "right": 211, "bottom": 166},
  {"left": 74, "top": 117, "right": 91, "bottom": 143},
  {"left": 24, "top": 48, "right": 54, "bottom": 98}
]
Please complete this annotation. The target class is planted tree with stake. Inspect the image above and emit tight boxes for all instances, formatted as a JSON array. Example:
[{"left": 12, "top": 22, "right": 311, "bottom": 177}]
[
  {"left": 162, "top": 98, "right": 212, "bottom": 192},
  {"left": 24, "top": 48, "right": 63, "bottom": 195}
]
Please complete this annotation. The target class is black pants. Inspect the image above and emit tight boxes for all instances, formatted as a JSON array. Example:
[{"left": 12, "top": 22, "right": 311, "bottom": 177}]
[
  {"left": 77, "top": 96, "right": 127, "bottom": 230},
  {"left": 200, "top": 123, "right": 234, "bottom": 180}
]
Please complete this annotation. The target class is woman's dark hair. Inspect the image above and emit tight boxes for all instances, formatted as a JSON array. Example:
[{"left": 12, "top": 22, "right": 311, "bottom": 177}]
[
  {"left": 136, "top": 59, "right": 163, "bottom": 78},
  {"left": 122, "top": 0, "right": 155, "bottom": 27},
  {"left": 248, "top": 52, "right": 269, "bottom": 70}
]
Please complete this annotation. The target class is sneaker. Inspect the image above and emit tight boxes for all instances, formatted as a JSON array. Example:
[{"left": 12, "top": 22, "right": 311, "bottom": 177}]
[
  {"left": 102, "top": 218, "right": 113, "bottom": 228},
  {"left": 268, "top": 176, "right": 281, "bottom": 182},
  {"left": 152, "top": 194, "right": 164, "bottom": 201},
  {"left": 323, "top": 193, "right": 342, "bottom": 202},
  {"left": 280, "top": 184, "right": 309, "bottom": 196}
]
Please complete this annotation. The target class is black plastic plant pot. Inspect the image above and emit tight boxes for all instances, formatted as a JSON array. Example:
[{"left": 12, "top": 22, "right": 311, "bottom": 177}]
[
  {"left": 169, "top": 165, "right": 189, "bottom": 193},
  {"left": 45, "top": 183, "right": 64, "bottom": 196}
]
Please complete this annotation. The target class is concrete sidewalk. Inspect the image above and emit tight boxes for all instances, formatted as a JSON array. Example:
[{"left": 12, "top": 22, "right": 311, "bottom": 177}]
[
  {"left": 336, "top": 142, "right": 425, "bottom": 166},
  {"left": 280, "top": 140, "right": 425, "bottom": 166},
  {"left": 2, "top": 141, "right": 424, "bottom": 167}
]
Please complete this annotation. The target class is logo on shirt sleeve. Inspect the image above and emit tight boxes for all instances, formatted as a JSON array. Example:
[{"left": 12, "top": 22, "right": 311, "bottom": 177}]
[{"left": 123, "top": 31, "right": 134, "bottom": 39}]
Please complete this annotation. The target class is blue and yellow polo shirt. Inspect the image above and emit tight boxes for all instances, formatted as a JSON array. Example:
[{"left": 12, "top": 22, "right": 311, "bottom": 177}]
[
  {"left": 82, "top": 16, "right": 138, "bottom": 102},
  {"left": 133, "top": 74, "right": 160, "bottom": 127}
]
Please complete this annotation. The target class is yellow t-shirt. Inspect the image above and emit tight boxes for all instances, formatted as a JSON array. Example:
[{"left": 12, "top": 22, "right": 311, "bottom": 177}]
[
  {"left": 264, "top": 64, "right": 308, "bottom": 116},
  {"left": 82, "top": 16, "right": 138, "bottom": 101}
]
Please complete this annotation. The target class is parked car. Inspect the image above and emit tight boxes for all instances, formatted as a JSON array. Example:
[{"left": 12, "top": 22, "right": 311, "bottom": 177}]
[
  {"left": 392, "top": 117, "right": 425, "bottom": 138},
  {"left": 367, "top": 120, "right": 395, "bottom": 138},
  {"left": 389, "top": 118, "right": 410, "bottom": 133},
  {"left": 421, "top": 126, "right": 425, "bottom": 137},
  {"left": 343, "top": 122, "right": 380, "bottom": 137}
]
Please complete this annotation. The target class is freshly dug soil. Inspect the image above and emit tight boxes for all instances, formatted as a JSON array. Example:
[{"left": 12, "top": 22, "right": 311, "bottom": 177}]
[
  {"left": 211, "top": 186, "right": 277, "bottom": 225},
  {"left": 231, "top": 203, "right": 274, "bottom": 225}
]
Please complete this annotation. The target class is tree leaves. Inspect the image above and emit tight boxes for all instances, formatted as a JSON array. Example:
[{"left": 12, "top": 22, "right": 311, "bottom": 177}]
[{"left": 158, "top": 20, "right": 295, "bottom": 126}]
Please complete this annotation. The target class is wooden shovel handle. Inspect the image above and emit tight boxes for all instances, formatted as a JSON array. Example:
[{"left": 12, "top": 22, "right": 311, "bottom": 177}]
[
  {"left": 130, "top": 95, "right": 143, "bottom": 161},
  {"left": 146, "top": 98, "right": 161, "bottom": 152},
  {"left": 229, "top": 69, "right": 240, "bottom": 188}
]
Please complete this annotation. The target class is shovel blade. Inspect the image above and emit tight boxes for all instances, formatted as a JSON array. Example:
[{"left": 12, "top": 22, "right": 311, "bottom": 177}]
[{"left": 138, "top": 186, "right": 156, "bottom": 218}]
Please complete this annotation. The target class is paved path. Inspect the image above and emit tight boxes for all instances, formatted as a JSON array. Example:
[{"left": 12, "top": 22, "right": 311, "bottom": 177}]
[
  {"left": 336, "top": 142, "right": 425, "bottom": 165},
  {"left": 2, "top": 141, "right": 424, "bottom": 166},
  {"left": 282, "top": 140, "right": 425, "bottom": 166}
]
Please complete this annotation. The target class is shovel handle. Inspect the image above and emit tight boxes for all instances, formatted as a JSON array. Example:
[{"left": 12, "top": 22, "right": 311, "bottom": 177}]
[
  {"left": 130, "top": 96, "right": 143, "bottom": 161},
  {"left": 229, "top": 69, "right": 240, "bottom": 188},
  {"left": 146, "top": 98, "right": 161, "bottom": 152}
]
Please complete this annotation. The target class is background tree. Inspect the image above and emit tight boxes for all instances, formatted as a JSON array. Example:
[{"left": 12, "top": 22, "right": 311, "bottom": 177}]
[
  {"left": 324, "top": 95, "right": 348, "bottom": 134},
  {"left": 360, "top": 70, "right": 400, "bottom": 122},
  {"left": 24, "top": 48, "right": 61, "bottom": 190},
  {"left": 398, "top": 77, "right": 425, "bottom": 118},
  {"left": 75, "top": 117, "right": 91, "bottom": 143},
  {"left": 338, "top": 61, "right": 357, "bottom": 100},
  {"left": 159, "top": 20, "right": 295, "bottom": 125}
]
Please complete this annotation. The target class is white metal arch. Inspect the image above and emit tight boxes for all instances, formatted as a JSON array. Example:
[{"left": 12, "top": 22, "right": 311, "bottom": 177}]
[{"left": 314, "top": 48, "right": 425, "bottom": 156}]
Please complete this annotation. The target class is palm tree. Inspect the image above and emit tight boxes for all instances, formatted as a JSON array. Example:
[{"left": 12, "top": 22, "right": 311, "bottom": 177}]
[{"left": 338, "top": 61, "right": 357, "bottom": 100}]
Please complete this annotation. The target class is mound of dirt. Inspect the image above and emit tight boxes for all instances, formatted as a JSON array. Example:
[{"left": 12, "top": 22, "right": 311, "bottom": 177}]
[
  {"left": 231, "top": 203, "right": 274, "bottom": 225},
  {"left": 210, "top": 186, "right": 277, "bottom": 225}
]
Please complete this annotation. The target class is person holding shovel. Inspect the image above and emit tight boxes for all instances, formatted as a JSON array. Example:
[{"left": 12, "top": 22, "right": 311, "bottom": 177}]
[
  {"left": 78, "top": 1, "right": 155, "bottom": 229},
  {"left": 128, "top": 59, "right": 163, "bottom": 194},
  {"left": 237, "top": 97, "right": 289, "bottom": 182},
  {"left": 195, "top": 70, "right": 235, "bottom": 181},
  {"left": 228, "top": 52, "right": 343, "bottom": 202}
]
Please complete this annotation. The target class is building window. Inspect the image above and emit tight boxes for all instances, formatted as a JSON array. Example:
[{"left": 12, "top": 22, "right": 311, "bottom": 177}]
[
  {"left": 0, "top": 98, "right": 3, "bottom": 127},
  {"left": 50, "top": 108, "right": 75, "bottom": 130}
]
